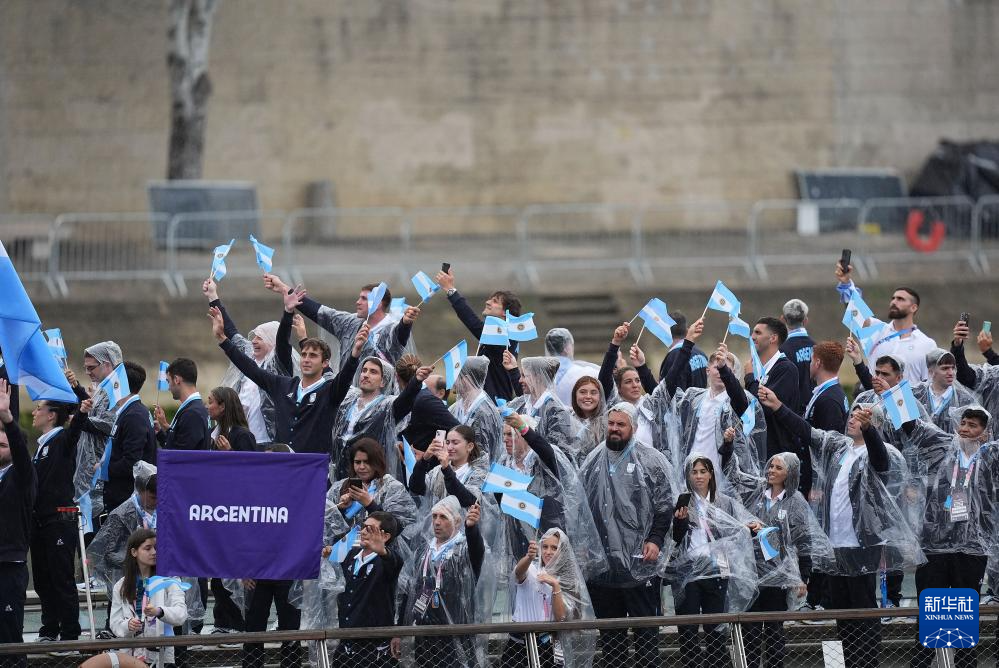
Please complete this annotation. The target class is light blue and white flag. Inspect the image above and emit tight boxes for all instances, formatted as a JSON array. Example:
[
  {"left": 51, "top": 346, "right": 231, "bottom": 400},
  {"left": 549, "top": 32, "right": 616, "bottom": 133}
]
[
  {"left": 95, "top": 437, "right": 113, "bottom": 483},
  {"left": 411, "top": 271, "right": 440, "bottom": 303},
  {"left": 144, "top": 576, "right": 193, "bottom": 596},
  {"left": 880, "top": 379, "right": 921, "bottom": 429},
  {"left": 401, "top": 436, "right": 417, "bottom": 484},
  {"left": 741, "top": 397, "right": 757, "bottom": 433},
  {"left": 97, "top": 362, "right": 130, "bottom": 409},
  {"left": 328, "top": 525, "right": 361, "bottom": 563},
  {"left": 77, "top": 492, "right": 94, "bottom": 534},
  {"left": 481, "top": 463, "right": 533, "bottom": 495},
  {"left": 749, "top": 342, "right": 765, "bottom": 380},
  {"left": 366, "top": 282, "right": 388, "bottom": 318},
  {"left": 706, "top": 280, "right": 741, "bottom": 316},
  {"left": 249, "top": 235, "right": 275, "bottom": 272},
  {"left": 507, "top": 311, "right": 538, "bottom": 342},
  {"left": 158, "top": 361, "right": 170, "bottom": 393},
  {"left": 757, "top": 526, "right": 780, "bottom": 561},
  {"left": 727, "top": 316, "right": 752, "bottom": 339},
  {"left": 495, "top": 397, "right": 514, "bottom": 418},
  {"left": 855, "top": 323, "right": 883, "bottom": 358},
  {"left": 842, "top": 291, "right": 875, "bottom": 335},
  {"left": 210, "top": 239, "right": 235, "bottom": 282},
  {"left": 43, "top": 328, "right": 67, "bottom": 368},
  {"left": 442, "top": 340, "right": 469, "bottom": 390},
  {"left": 389, "top": 297, "right": 408, "bottom": 320},
  {"left": 0, "top": 241, "right": 76, "bottom": 402},
  {"left": 635, "top": 298, "right": 677, "bottom": 346},
  {"left": 500, "top": 490, "right": 543, "bottom": 528},
  {"left": 480, "top": 316, "right": 509, "bottom": 346}
]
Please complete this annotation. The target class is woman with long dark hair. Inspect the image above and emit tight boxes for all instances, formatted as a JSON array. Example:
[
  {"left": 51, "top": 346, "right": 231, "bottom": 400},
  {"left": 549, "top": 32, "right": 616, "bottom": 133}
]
[
  {"left": 206, "top": 386, "right": 257, "bottom": 452},
  {"left": 328, "top": 437, "right": 417, "bottom": 540}
]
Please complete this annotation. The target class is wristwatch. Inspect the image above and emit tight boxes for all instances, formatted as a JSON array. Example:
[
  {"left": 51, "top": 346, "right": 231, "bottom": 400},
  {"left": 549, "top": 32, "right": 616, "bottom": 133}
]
[{"left": 446, "top": 288, "right": 457, "bottom": 297}]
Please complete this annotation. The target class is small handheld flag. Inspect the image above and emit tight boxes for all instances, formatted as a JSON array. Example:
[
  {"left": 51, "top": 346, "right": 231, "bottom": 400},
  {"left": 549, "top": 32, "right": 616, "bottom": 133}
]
[
  {"left": 210, "top": 239, "right": 235, "bottom": 282},
  {"left": 144, "top": 576, "right": 193, "bottom": 596},
  {"left": 96, "top": 363, "right": 130, "bottom": 409},
  {"left": 635, "top": 298, "right": 676, "bottom": 347},
  {"left": 741, "top": 397, "right": 757, "bottom": 433},
  {"left": 43, "top": 328, "right": 67, "bottom": 368},
  {"left": 401, "top": 436, "right": 417, "bottom": 483},
  {"left": 506, "top": 311, "right": 537, "bottom": 342},
  {"left": 77, "top": 492, "right": 94, "bottom": 534},
  {"left": 705, "top": 280, "right": 741, "bottom": 317},
  {"left": 157, "top": 361, "right": 170, "bottom": 393},
  {"left": 481, "top": 463, "right": 533, "bottom": 495},
  {"left": 880, "top": 379, "right": 920, "bottom": 429},
  {"left": 727, "top": 316, "right": 751, "bottom": 339},
  {"left": 842, "top": 292, "right": 875, "bottom": 335},
  {"left": 441, "top": 340, "right": 469, "bottom": 390},
  {"left": 480, "top": 316, "right": 510, "bottom": 346},
  {"left": 389, "top": 297, "right": 408, "bottom": 320},
  {"left": 366, "top": 282, "right": 388, "bottom": 319},
  {"left": 329, "top": 525, "right": 361, "bottom": 563},
  {"left": 855, "top": 323, "right": 882, "bottom": 358},
  {"left": 499, "top": 490, "right": 543, "bottom": 528},
  {"left": 757, "top": 526, "right": 780, "bottom": 561},
  {"left": 495, "top": 397, "right": 514, "bottom": 418},
  {"left": 749, "top": 342, "right": 764, "bottom": 380},
  {"left": 411, "top": 271, "right": 440, "bottom": 304},
  {"left": 95, "top": 437, "right": 113, "bottom": 482},
  {"left": 249, "top": 235, "right": 275, "bottom": 272}
]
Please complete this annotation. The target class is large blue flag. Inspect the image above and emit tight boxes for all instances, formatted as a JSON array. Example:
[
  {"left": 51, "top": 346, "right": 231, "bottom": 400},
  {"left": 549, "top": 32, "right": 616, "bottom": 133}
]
[
  {"left": 157, "top": 450, "right": 329, "bottom": 579},
  {"left": 0, "top": 241, "right": 76, "bottom": 402}
]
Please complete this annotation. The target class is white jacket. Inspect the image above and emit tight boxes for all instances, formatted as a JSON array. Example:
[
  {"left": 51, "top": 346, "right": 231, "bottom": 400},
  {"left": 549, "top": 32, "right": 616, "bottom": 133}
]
[{"left": 110, "top": 576, "right": 189, "bottom": 664}]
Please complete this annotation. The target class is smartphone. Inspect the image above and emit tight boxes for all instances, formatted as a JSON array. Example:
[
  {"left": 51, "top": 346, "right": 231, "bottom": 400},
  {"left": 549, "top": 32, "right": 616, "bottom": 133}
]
[
  {"left": 960, "top": 312, "right": 971, "bottom": 326},
  {"left": 675, "top": 492, "right": 692, "bottom": 511},
  {"left": 984, "top": 321, "right": 992, "bottom": 334},
  {"left": 348, "top": 477, "right": 363, "bottom": 489},
  {"left": 441, "top": 262, "right": 451, "bottom": 273},
  {"left": 839, "top": 249, "right": 852, "bottom": 273},
  {"left": 435, "top": 429, "right": 447, "bottom": 443}
]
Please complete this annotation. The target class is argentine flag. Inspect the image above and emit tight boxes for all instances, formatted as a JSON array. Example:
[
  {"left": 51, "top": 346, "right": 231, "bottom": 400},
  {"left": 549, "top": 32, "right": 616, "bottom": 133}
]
[
  {"left": 749, "top": 342, "right": 764, "bottom": 379},
  {"left": 500, "top": 490, "right": 543, "bottom": 528},
  {"left": 842, "top": 291, "right": 874, "bottom": 335},
  {"left": 706, "top": 280, "right": 741, "bottom": 316},
  {"left": 44, "top": 328, "right": 67, "bottom": 367},
  {"left": 757, "top": 526, "right": 780, "bottom": 561},
  {"left": 366, "top": 282, "right": 388, "bottom": 317},
  {"left": 855, "top": 323, "right": 882, "bottom": 358},
  {"left": 97, "top": 362, "right": 130, "bottom": 409},
  {"left": 0, "top": 241, "right": 76, "bottom": 402},
  {"left": 728, "top": 316, "right": 751, "bottom": 339},
  {"left": 77, "top": 492, "right": 94, "bottom": 534},
  {"left": 481, "top": 316, "right": 509, "bottom": 346},
  {"left": 329, "top": 525, "right": 361, "bottom": 563},
  {"left": 507, "top": 311, "right": 537, "bottom": 342},
  {"left": 741, "top": 398, "right": 757, "bottom": 433},
  {"left": 442, "top": 340, "right": 468, "bottom": 390},
  {"left": 881, "top": 379, "right": 920, "bottom": 429},
  {"left": 389, "top": 297, "right": 408, "bottom": 320},
  {"left": 158, "top": 361, "right": 170, "bottom": 393},
  {"left": 401, "top": 436, "right": 417, "bottom": 483},
  {"left": 411, "top": 271, "right": 440, "bottom": 302},
  {"left": 635, "top": 298, "right": 676, "bottom": 346},
  {"left": 249, "top": 235, "right": 275, "bottom": 272},
  {"left": 495, "top": 397, "right": 514, "bottom": 418},
  {"left": 210, "top": 239, "right": 235, "bottom": 282},
  {"left": 481, "top": 463, "right": 533, "bottom": 495},
  {"left": 144, "top": 576, "right": 193, "bottom": 596}
]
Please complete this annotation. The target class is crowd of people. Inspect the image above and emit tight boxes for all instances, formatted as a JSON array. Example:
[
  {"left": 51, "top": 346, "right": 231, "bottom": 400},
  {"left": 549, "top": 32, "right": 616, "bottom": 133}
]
[{"left": 1, "top": 261, "right": 998, "bottom": 668}]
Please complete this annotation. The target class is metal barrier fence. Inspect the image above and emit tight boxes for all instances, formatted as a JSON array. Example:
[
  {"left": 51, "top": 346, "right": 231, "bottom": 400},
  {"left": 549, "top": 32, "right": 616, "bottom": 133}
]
[
  {"left": 2, "top": 606, "right": 996, "bottom": 667},
  {"left": 3, "top": 196, "right": 999, "bottom": 298}
]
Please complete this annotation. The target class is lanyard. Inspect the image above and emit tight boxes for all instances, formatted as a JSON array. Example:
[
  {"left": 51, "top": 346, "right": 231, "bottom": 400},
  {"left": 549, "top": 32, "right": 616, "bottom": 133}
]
[
  {"left": 950, "top": 450, "right": 980, "bottom": 491},
  {"left": 608, "top": 441, "right": 636, "bottom": 474},
  {"left": 805, "top": 379, "right": 840, "bottom": 419},
  {"left": 34, "top": 427, "right": 64, "bottom": 462},
  {"left": 927, "top": 386, "right": 954, "bottom": 417},
  {"left": 787, "top": 328, "right": 809, "bottom": 339},
  {"left": 169, "top": 393, "right": 202, "bottom": 429},
  {"left": 872, "top": 326, "right": 917, "bottom": 354},
  {"left": 0, "top": 464, "right": 10, "bottom": 483},
  {"left": 528, "top": 391, "right": 553, "bottom": 418},
  {"left": 132, "top": 494, "right": 157, "bottom": 529}
]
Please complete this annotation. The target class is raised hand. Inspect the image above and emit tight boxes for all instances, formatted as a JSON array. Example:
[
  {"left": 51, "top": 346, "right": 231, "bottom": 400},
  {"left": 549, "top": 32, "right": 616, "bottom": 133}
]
[
  {"left": 262, "top": 273, "right": 290, "bottom": 294},
  {"left": 402, "top": 306, "right": 421, "bottom": 325},
  {"left": 465, "top": 502, "right": 481, "bottom": 528},
  {"left": 292, "top": 314, "right": 307, "bottom": 342},
  {"left": 611, "top": 322, "right": 630, "bottom": 346},
  {"left": 629, "top": 344, "right": 646, "bottom": 367},
  {"left": 501, "top": 349, "right": 518, "bottom": 371},
  {"left": 0, "top": 379, "right": 11, "bottom": 423},
  {"left": 854, "top": 407, "right": 873, "bottom": 429},
  {"left": 844, "top": 336, "right": 863, "bottom": 365},
  {"left": 435, "top": 268, "right": 455, "bottom": 291},
  {"left": 834, "top": 261, "right": 853, "bottom": 284},
  {"left": 757, "top": 386, "right": 781, "bottom": 410},
  {"left": 525, "top": 540, "right": 538, "bottom": 561},
  {"left": 283, "top": 284, "right": 306, "bottom": 314},
  {"left": 202, "top": 277, "right": 218, "bottom": 301},
  {"left": 208, "top": 306, "right": 227, "bottom": 342},
  {"left": 953, "top": 320, "right": 970, "bottom": 345},
  {"left": 64, "top": 368, "right": 79, "bottom": 389},
  {"left": 352, "top": 324, "right": 371, "bottom": 357},
  {"left": 687, "top": 317, "right": 705, "bottom": 341},
  {"left": 977, "top": 329, "right": 993, "bottom": 354},
  {"left": 415, "top": 366, "right": 433, "bottom": 382}
]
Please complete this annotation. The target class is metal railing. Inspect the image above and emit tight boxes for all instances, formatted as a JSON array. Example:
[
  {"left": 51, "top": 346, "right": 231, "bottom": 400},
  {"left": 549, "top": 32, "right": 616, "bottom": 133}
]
[
  {"left": 4, "top": 195, "right": 999, "bottom": 298},
  {"left": 3, "top": 606, "right": 996, "bottom": 667}
]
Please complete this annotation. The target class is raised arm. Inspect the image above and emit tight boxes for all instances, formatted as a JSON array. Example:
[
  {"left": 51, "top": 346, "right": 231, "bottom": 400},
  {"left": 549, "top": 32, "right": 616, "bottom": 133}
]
[
  {"left": 628, "top": 344, "right": 658, "bottom": 395},
  {"left": 0, "top": 380, "right": 31, "bottom": 492},
  {"left": 718, "top": 362, "right": 750, "bottom": 417},
  {"left": 276, "top": 288, "right": 303, "bottom": 376},
  {"left": 845, "top": 337, "right": 873, "bottom": 392},
  {"left": 599, "top": 322, "right": 629, "bottom": 400},
  {"left": 211, "top": 306, "right": 283, "bottom": 396},
  {"left": 506, "top": 413, "right": 559, "bottom": 476},
  {"left": 204, "top": 278, "right": 240, "bottom": 340},
  {"left": 435, "top": 269, "right": 486, "bottom": 338},
  {"left": 761, "top": 390, "right": 813, "bottom": 444},
  {"left": 951, "top": 321, "right": 978, "bottom": 389},
  {"left": 392, "top": 367, "right": 431, "bottom": 422}
]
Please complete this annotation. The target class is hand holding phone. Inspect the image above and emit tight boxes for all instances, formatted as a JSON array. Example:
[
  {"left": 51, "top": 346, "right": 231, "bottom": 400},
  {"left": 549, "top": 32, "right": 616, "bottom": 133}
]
[
  {"left": 441, "top": 262, "right": 451, "bottom": 273},
  {"left": 839, "top": 249, "right": 852, "bottom": 274},
  {"left": 675, "top": 492, "right": 692, "bottom": 511},
  {"left": 348, "top": 477, "right": 363, "bottom": 489},
  {"left": 960, "top": 312, "right": 971, "bottom": 327}
]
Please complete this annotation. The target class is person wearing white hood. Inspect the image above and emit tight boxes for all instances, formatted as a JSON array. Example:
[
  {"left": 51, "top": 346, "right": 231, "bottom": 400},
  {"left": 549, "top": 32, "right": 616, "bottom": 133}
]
[{"left": 545, "top": 328, "right": 600, "bottom": 407}]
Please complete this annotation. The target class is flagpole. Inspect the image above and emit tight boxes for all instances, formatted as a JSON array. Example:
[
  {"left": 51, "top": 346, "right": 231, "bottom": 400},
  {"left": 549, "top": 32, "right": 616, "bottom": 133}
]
[
  {"left": 721, "top": 329, "right": 730, "bottom": 345},
  {"left": 701, "top": 304, "right": 710, "bottom": 321},
  {"left": 415, "top": 298, "right": 426, "bottom": 308},
  {"left": 628, "top": 313, "right": 641, "bottom": 325},
  {"left": 634, "top": 325, "right": 646, "bottom": 345}
]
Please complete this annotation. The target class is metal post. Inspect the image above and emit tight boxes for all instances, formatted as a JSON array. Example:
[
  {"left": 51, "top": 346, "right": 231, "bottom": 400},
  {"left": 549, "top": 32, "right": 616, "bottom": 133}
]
[
  {"left": 525, "top": 631, "right": 542, "bottom": 668},
  {"left": 935, "top": 647, "right": 956, "bottom": 668},
  {"left": 71, "top": 506, "right": 98, "bottom": 640},
  {"left": 729, "top": 621, "right": 748, "bottom": 668}
]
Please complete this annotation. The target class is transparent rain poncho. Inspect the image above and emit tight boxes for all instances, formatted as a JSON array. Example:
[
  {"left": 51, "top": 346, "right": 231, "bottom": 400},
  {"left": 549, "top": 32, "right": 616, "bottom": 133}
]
[
  {"left": 911, "top": 381, "right": 979, "bottom": 434},
  {"left": 507, "top": 528, "right": 598, "bottom": 668},
  {"left": 397, "top": 496, "right": 497, "bottom": 668},
  {"left": 450, "top": 356, "right": 505, "bottom": 462},
  {"left": 220, "top": 319, "right": 300, "bottom": 443},
  {"left": 75, "top": 340, "right": 124, "bottom": 511},
  {"left": 508, "top": 357, "right": 578, "bottom": 461},
  {"left": 313, "top": 302, "right": 412, "bottom": 379},
  {"left": 497, "top": 422, "right": 608, "bottom": 582},
  {"left": 740, "top": 453, "right": 835, "bottom": 596},
  {"left": 806, "top": 424, "right": 926, "bottom": 576},
  {"left": 326, "top": 473, "right": 420, "bottom": 548},
  {"left": 568, "top": 377, "right": 608, "bottom": 460},
  {"left": 953, "top": 348, "right": 999, "bottom": 419},
  {"left": 892, "top": 408, "right": 999, "bottom": 556},
  {"left": 664, "top": 454, "right": 760, "bottom": 614},
  {"left": 579, "top": 407, "right": 678, "bottom": 586},
  {"left": 330, "top": 357, "right": 408, "bottom": 481},
  {"left": 852, "top": 387, "right": 930, "bottom": 449}
]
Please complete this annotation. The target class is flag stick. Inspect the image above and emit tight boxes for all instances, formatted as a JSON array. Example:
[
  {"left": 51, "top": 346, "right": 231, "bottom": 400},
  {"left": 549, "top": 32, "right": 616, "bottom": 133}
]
[
  {"left": 701, "top": 304, "right": 710, "bottom": 321},
  {"left": 634, "top": 325, "right": 646, "bottom": 345},
  {"left": 415, "top": 297, "right": 426, "bottom": 308},
  {"left": 536, "top": 527, "right": 543, "bottom": 569},
  {"left": 721, "top": 329, "right": 729, "bottom": 345},
  {"left": 628, "top": 313, "right": 641, "bottom": 325},
  {"left": 475, "top": 343, "right": 483, "bottom": 356}
]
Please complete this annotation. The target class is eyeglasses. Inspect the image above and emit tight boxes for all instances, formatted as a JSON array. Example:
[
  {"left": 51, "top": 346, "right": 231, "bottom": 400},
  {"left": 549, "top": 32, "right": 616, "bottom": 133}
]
[
  {"left": 83, "top": 364, "right": 101, "bottom": 373},
  {"left": 360, "top": 524, "right": 380, "bottom": 533}
]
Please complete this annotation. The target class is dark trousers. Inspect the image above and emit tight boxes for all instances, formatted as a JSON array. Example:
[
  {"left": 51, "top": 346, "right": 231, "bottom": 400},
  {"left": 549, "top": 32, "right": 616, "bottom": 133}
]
[
  {"left": 910, "top": 553, "right": 988, "bottom": 668},
  {"left": 414, "top": 636, "right": 477, "bottom": 668},
  {"left": 500, "top": 637, "right": 556, "bottom": 668},
  {"left": 674, "top": 578, "right": 732, "bottom": 668},
  {"left": 745, "top": 587, "right": 788, "bottom": 668},
  {"left": 589, "top": 578, "right": 662, "bottom": 668},
  {"left": 330, "top": 639, "right": 398, "bottom": 668},
  {"left": 0, "top": 562, "right": 28, "bottom": 668},
  {"left": 31, "top": 519, "right": 81, "bottom": 640},
  {"left": 806, "top": 571, "right": 830, "bottom": 608},
  {"left": 827, "top": 571, "right": 881, "bottom": 668},
  {"left": 885, "top": 570, "right": 902, "bottom": 606},
  {"left": 211, "top": 577, "right": 245, "bottom": 631},
  {"left": 242, "top": 580, "right": 302, "bottom": 668}
]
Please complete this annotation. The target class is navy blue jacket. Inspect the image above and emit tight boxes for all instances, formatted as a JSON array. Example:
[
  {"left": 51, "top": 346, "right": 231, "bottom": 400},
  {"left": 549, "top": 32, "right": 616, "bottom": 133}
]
[
  {"left": 446, "top": 291, "right": 521, "bottom": 401},
  {"left": 658, "top": 343, "right": 709, "bottom": 390},
  {"left": 77, "top": 398, "right": 156, "bottom": 511},
  {"left": 745, "top": 355, "right": 801, "bottom": 460},
  {"left": 0, "top": 419, "right": 37, "bottom": 562},
  {"left": 399, "top": 387, "right": 459, "bottom": 452},
  {"left": 780, "top": 332, "right": 816, "bottom": 414},
  {"left": 156, "top": 397, "right": 211, "bottom": 451}
]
